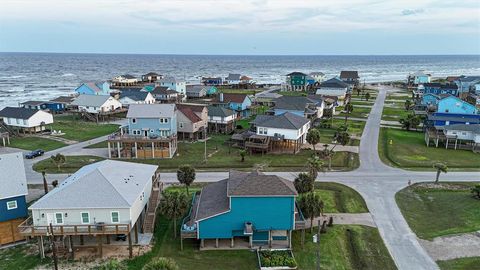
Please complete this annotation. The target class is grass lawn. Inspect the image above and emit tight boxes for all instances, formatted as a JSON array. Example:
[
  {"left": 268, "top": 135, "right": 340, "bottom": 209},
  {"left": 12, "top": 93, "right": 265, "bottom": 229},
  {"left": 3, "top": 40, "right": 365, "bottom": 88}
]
[
  {"left": 339, "top": 106, "right": 372, "bottom": 119},
  {"left": 0, "top": 243, "right": 51, "bottom": 270},
  {"left": 293, "top": 225, "right": 397, "bottom": 270},
  {"left": 33, "top": 155, "right": 105, "bottom": 173},
  {"left": 321, "top": 119, "right": 365, "bottom": 138},
  {"left": 9, "top": 137, "right": 67, "bottom": 151},
  {"left": 396, "top": 182, "right": 480, "bottom": 240},
  {"left": 381, "top": 106, "right": 410, "bottom": 121},
  {"left": 379, "top": 128, "right": 480, "bottom": 170},
  {"left": 314, "top": 182, "right": 368, "bottom": 213},
  {"left": 218, "top": 88, "right": 262, "bottom": 95},
  {"left": 277, "top": 91, "right": 307, "bottom": 97},
  {"left": 50, "top": 115, "right": 119, "bottom": 141},
  {"left": 349, "top": 100, "right": 374, "bottom": 106},
  {"left": 83, "top": 140, "right": 108, "bottom": 148},
  {"left": 438, "top": 257, "right": 480, "bottom": 270}
]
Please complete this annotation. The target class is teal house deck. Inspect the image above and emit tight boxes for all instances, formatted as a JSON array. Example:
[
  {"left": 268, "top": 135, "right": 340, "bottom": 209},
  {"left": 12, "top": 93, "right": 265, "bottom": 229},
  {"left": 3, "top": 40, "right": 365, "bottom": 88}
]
[{"left": 181, "top": 171, "right": 305, "bottom": 250}]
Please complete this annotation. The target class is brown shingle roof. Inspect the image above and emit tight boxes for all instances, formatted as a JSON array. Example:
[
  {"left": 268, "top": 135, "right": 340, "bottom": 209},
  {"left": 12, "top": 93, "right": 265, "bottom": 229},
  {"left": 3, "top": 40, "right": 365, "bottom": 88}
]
[
  {"left": 177, "top": 106, "right": 202, "bottom": 123},
  {"left": 219, "top": 93, "right": 248, "bottom": 103}
]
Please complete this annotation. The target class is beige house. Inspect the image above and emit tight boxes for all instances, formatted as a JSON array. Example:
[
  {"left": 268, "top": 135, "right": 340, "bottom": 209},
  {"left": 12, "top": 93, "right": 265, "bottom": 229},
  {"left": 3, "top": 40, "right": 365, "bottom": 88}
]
[{"left": 176, "top": 103, "right": 208, "bottom": 141}]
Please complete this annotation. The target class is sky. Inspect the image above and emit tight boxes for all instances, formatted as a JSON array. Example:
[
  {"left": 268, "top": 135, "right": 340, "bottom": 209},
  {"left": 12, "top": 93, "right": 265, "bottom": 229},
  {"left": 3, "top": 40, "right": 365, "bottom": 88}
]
[{"left": 0, "top": 0, "right": 479, "bottom": 55}]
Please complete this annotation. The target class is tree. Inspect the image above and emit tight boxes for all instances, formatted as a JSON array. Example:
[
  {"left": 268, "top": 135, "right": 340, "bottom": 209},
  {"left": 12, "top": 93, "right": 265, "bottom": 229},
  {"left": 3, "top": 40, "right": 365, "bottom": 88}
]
[
  {"left": 334, "top": 128, "right": 351, "bottom": 146},
  {"left": 143, "top": 257, "right": 179, "bottom": 270},
  {"left": 471, "top": 185, "right": 480, "bottom": 199},
  {"left": 433, "top": 163, "right": 448, "bottom": 183},
  {"left": 404, "top": 99, "right": 412, "bottom": 111},
  {"left": 294, "top": 172, "right": 314, "bottom": 194},
  {"left": 356, "top": 87, "right": 361, "bottom": 96},
  {"left": 306, "top": 155, "right": 323, "bottom": 181},
  {"left": 176, "top": 165, "right": 195, "bottom": 193},
  {"left": 297, "top": 192, "right": 324, "bottom": 233},
  {"left": 321, "top": 144, "right": 335, "bottom": 171},
  {"left": 399, "top": 114, "right": 421, "bottom": 131},
  {"left": 50, "top": 153, "right": 66, "bottom": 171},
  {"left": 306, "top": 129, "right": 321, "bottom": 153},
  {"left": 159, "top": 191, "right": 189, "bottom": 238},
  {"left": 365, "top": 92, "right": 371, "bottom": 101},
  {"left": 239, "top": 149, "right": 246, "bottom": 162},
  {"left": 344, "top": 103, "right": 354, "bottom": 124},
  {"left": 51, "top": 180, "right": 58, "bottom": 188}
]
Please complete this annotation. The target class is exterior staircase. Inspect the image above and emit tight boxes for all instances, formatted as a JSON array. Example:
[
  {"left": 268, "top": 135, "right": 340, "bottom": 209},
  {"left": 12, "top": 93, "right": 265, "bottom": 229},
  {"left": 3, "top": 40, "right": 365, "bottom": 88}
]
[
  {"left": 143, "top": 175, "right": 162, "bottom": 233},
  {"left": 0, "top": 120, "right": 18, "bottom": 136},
  {"left": 80, "top": 111, "right": 98, "bottom": 122}
]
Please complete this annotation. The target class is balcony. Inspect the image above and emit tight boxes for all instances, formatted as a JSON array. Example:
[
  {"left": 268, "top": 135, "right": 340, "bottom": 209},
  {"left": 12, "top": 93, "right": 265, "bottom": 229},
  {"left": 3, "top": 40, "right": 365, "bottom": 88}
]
[{"left": 107, "top": 133, "right": 176, "bottom": 143}]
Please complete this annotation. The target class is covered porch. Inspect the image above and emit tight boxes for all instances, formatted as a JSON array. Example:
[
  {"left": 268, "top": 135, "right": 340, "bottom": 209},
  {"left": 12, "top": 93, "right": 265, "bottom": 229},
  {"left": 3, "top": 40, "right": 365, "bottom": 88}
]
[{"left": 107, "top": 133, "right": 177, "bottom": 159}]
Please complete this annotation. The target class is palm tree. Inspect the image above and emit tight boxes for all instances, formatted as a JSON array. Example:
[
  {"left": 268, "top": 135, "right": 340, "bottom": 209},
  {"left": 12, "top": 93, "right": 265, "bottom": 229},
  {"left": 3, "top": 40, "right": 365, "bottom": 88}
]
[
  {"left": 176, "top": 165, "right": 196, "bottom": 193},
  {"left": 399, "top": 114, "right": 420, "bottom": 131},
  {"left": 471, "top": 185, "right": 480, "bottom": 199},
  {"left": 365, "top": 92, "right": 371, "bottom": 101},
  {"left": 143, "top": 257, "right": 179, "bottom": 270},
  {"left": 297, "top": 192, "right": 324, "bottom": 233},
  {"left": 306, "top": 129, "right": 321, "bottom": 153},
  {"left": 344, "top": 103, "right": 354, "bottom": 124},
  {"left": 159, "top": 191, "right": 189, "bottom": 239},
  {"left": 50, "top": 153, "right": 66, "bottom": 171},
  {"left": 306, "top": 155, "right": 323, "bottom": 181},
  {"left": 321, "top": 144, "right": 335, "bottom": 171},
  {"left": 404, "top": 99, "right": 412, "bottom": 111},
  {"left": 433, "top": 163, "right": 448, "bottom": 183},
  {"left": 239, "top": 150, "right": 246, "bottom": 162},
  {"left": 294, "top": 172, "right": 314, "bottom": 194}
]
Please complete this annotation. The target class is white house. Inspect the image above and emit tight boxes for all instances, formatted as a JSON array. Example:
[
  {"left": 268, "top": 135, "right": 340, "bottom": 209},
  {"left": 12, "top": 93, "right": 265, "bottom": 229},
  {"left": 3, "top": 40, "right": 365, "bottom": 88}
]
[
  {"left": 315, "top": 78, "right": 350, "bottom": 106},
  {"left": 253, "top": 112, "right": 310, "bottom": 143},
  {"left": 443, "top": 124, "right": 480, "bottom": 143},
  {"left": 111, "top": 74, "right": 138, "bottom": 87},
  {"left": 72, "top": 95, "right": 122, "bottom": 114},
  {"left": 309, "top": 72, "right": 325, "bottom": 83},
  {"left": 207, "top": 106, "right": 236, "bottom": 133},
  {"left": 186, "top": 85, "right": 207, "bottom": 98},
  {"left": 0, "top": 107, "right": 53, "bottom": 133},
  {"left": 159, "top": 76, "right": 186, "bottom": 99},
  {"left": 225, "top": 73, "right": 241, "bottom": 85},
  {"left": 119, "top": 90, "right": 155, "bottom": 106}
]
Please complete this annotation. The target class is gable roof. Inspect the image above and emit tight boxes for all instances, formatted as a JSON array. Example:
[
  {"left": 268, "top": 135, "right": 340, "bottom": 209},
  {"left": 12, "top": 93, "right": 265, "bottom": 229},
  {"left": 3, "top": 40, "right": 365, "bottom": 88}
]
[
  {"left": 207, "top": 105, "right": 235, "bottom": 117},
  {"left": 320, "top": 77, "right": 350, "bottom": 88},
  {"left": 71, "top": 95, "right": 112, "bottom": 107},
  {"left": 151, "top": 86, "right": 175, "bottom": 95},
  {"left": 76, "top": 82, "right": 106, "bottom": 93},
  {"left": 219, "top": 93, "right": 248, "bottom": 104},
  {"left": 186, "top": 85, "right": 207, "bottom": 94},
  {"left": 443, "top": 124, "right": 480, "bottom": 133},
  {"left": 50, "top": 96, "right": 75, "bottom": 104},
  {"left": 143, "top": 72, "right": 160, "bottom": 77},
  {"left": 273, "top": 96, "right": 320, "bottom": 111},
  {"left": 0, "top": 152, "right": 27, "bottom": 200},
  {"left": 226, "top": 73, "right": 241, "bottom": 80},
  {"left": 159, "top": 76, "right": 185, "bottom": 84},
  {"left": 253, "top": 112, "right": 309, "bottom": 130},
  {"left": 120, "top": 90, "right": 149, "bottom": 101},
  {"left": 286, "top": 72, "right": 307, "bottom": 76},
  {"left": 29, "top": 160, "right": 157, "bottom": 210},
  {"left": 340, "top": 71, "right": 359, "bottom": 79},
  {"left": 21, "top": 101, "right": 46, "bottom": 106},
  {"left": 127, "top": 104, "right": 176, "bottom": 118},
  {"left": 0, "top": 107, "right": 39, "bottom": 119},
  {"left": 177, "top": 105, "right": 202, "bottom": 123}
]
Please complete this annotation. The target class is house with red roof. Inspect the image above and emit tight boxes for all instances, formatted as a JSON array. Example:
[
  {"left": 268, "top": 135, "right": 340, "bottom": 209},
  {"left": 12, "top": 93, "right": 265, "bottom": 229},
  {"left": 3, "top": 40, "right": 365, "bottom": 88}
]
[{"left": 176, "top": 103, "right": 208, "bottom": 141}]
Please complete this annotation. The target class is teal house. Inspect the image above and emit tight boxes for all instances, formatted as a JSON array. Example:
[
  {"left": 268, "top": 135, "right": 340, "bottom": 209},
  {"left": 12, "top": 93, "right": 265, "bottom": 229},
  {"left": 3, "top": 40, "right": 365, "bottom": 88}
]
[
  {"left": 286, "top": 72, "right": 307, "bottom": 91},
  {"left": 437, "top": 96, "right": 478, "bottom": 115},
  {"left": 75, "top": 82, "right": 112, "bottom": 96},
  {"left": 181, "top": 171, "right": 304, "bottom": 249},
  {"left": 206, "top": 86, "right": 218, "bottom": 96}
]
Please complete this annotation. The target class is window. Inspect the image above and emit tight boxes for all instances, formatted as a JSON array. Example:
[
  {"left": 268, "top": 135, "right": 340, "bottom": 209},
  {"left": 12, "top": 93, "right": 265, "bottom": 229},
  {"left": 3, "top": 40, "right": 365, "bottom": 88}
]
[
  {"left": 179, "top": 122, "right": 184, "bottom": 128},
  {"left": 132, "top": 129, "right": 141, "bottom": 135},
  {"left": 81, "top": 212, "right": 90, "bottom": 224},
  {"left": 150, "top": 129, "right": 154, "bottom": 133},
  {"left": 132, "top": 118, "right": 136, "bottom": 124},
  {"left": 6, "top": 200, "right": 17, "bottom": 210},
  {"left": 111, "top": 211, "right": 120, "bottom": 223},
  {"left": 16, "top": 119, "right": 20, "bottom": 124},
  {"left": 55, "top": 212, "right": 64, "bottom": 224},
  {"left": 22, "top": 119, "right": 27, "bottom": 125}
]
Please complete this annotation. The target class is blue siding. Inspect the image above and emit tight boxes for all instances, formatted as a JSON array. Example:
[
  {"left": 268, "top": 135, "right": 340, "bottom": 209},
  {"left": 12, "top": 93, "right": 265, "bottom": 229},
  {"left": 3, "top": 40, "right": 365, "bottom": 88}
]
[
  {"left": 421, "top": 94, "right": 440, "bottom": 106},
  {"left": 0, "top": 195, "right": 28, "bottom": 222},
  {"left": 75, "top": 82, "right": 111, "bottom": 96},
  {"left": 128, "top": 116, "right": 177, "bottom": 137},
  {"left": 432, "top": 113, "right": 480, "bottom": 126},
  {"left": 273, "top": 109, "right": 304, "bottom": 117},
  {"left": 198, "top": 196, "right": 295, "bottom": 239},
  {"left": 424, "top": 86, "right": 457, "bottom": 96},
  {"left": 45, "top": 102, "right": 66, "bottom": 112},
  {"left": 437, "top": 96, "right": 478, "bottom": 115},
  {"left": 227, "top": 97, "right": 252, "bottom": 118}
]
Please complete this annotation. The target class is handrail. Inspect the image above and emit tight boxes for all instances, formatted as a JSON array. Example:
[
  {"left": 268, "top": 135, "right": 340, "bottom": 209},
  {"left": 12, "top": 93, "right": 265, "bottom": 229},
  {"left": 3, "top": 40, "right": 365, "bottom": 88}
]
[{"left": 181, "top": 192, "right": 199, "bottom": 233}]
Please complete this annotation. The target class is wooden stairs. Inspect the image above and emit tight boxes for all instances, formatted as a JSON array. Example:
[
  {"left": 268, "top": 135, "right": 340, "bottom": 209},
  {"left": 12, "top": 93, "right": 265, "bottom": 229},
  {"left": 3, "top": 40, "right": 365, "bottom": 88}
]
[
  {"left": 0, "top": 120, "right": 18, "bottom": 136},
  {"left": 80, "top": 111, "right": 98, "bottom": 122},
  {"left": 143, "top": 177, "right": 162, "bottom": 234}
]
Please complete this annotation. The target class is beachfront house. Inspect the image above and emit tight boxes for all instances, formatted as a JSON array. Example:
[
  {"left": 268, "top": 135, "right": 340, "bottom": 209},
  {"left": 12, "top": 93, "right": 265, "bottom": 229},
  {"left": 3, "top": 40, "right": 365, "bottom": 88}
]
[
  {"left": 21, "top": 160, "right": 160, "bottom": 259},
  {"left": 0, "top": 152, "right": 28, "bottom": 246},
  {"left": 20, "top": 101, "right": 47, "bottom": 111},
  {"left": 215, "top": 93, "right": 252, "bottom": 118},
  {"left": 407, "top": 71, "right": 431, "bottom": 87},
  {"left": 207, "top": 105, "right": 236, "bottom": 134},
  {"left": 437, "top": 96, "right": 478, "bottom": 115},
  {"left": 339, "top": 71, "right": 360, "bottom": 88},
  {"left": 202, "top": 77, "right": 223, "bottom": 86},
  {"left": 272, "top": 96, "right": 324, "bottom": 120},
  {"left": 254, "top": 92, "right": 282, "bottom": 106},
  {"left": 21, "top": 100, "right": 67, "bottom": 113},
  {"left": 0, "top": 107, "right": 53, "bottom": 133},
  {"left": 159, "top": 76, "right": 186, "bottom": 99},
  {"left": 72, "top": 95, "right": 122, "bottom": 114},
  {"left": 176, "top": 104, "right": 208, "bottom": 141},
  {"left": 75, "top": 82, "right": 112, "bottom": 96},
  {"left": 285, "top": 72, "right": 308, "bottom": 91},
  {"left": 309, "top": 72, "right": 325, "bottom": 83},
  {"left": 422, "top": 83, "right": 459, "bottom": 96},
  {"left": 421, "top": 93, "right": 442, "bottom": 107},
  {"left": 181, "top": 170, "right": 303, "bottom": 249},
  {"left": 186, "top": 85, "right": 208, "bottom": 98},
  {"left": 50, "top": 96, "right": 76, "bottom": 109},
  {"left": 225, "top": 74, "right": 242, "bottom": 85},
  {"left": 142, "top": 72, "right": 162, "bottom": 83},
  {"left": 315, "top": 77, "right": 350, "bottom": 106},
  {"left": 107, "top": 104, "right": 177, "bottom": 159},
  {"left": 111, "top": 74, "right": 138, "bottom": 87},
  {"left": 454, "top": 76, "right": 480, "bottom": 98},
  {"left": 119, "top": 90, "right": 155, "bottom": 106},
  {"left": 149, "top": 86, "right": 178, "bottom": 103}
]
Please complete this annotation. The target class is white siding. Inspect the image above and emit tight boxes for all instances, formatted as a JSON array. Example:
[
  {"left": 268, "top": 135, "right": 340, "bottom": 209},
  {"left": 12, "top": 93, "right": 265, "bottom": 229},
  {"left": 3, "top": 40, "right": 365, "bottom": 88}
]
[{"left": 31, "top": 208, "right": 131, "bottom": 226}]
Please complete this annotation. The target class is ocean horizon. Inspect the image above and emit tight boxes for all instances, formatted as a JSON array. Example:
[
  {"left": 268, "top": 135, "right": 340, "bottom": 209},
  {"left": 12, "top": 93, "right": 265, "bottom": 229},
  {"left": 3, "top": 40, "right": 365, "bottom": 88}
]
[{"left": 1, "top": 52, "right": 479, "bottom": 108}]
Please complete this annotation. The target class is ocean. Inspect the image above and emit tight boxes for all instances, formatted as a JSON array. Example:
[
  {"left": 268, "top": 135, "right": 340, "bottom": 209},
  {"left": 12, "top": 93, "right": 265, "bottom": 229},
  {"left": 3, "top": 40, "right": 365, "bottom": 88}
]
[{"left": 0, "top": 53, "right": 479, "bottom": 109}]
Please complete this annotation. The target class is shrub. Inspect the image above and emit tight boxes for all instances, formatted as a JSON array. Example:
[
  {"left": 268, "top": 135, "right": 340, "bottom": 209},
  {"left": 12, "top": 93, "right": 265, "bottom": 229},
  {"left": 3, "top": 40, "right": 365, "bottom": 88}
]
[
  {"left": 96, "top": 259, "right": 126, "bottom": 270},
  {"left": 142, "top": 257, "right": 179, "bottom": 270},
  {"left": 259, "top": 250, "right": 297, "bottom": 268}
]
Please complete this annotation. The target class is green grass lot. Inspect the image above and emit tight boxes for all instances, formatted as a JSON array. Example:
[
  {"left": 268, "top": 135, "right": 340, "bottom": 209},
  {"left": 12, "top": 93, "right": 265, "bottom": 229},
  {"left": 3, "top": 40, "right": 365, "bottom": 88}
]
[
  {"left": 385, "top": 93, "right": 411, "bottom": 101},
  {"left": 50, "top": 115, "right": 119, "bottom": 141},
  {"left": 293, "top": 225, "right": 397, "bottom": 270},
  {"left": 33, "top": 155, "right": 105, "bottom": 173},
  {"left": 235, "top": 116, "right": 255, "bottom": 130},
  {"left": 319, "top": 119, "right": 365, "bottom": 139},
  {"left": 379, "top": 128, "right": 480, "bottom": 171},
  {"left": 438, "top": 257, "right": 480, "bottom": 270},
  {"left": 349, "top": 100, "right": 374, "bottom": 106},
  {"left": 396, "top": 182, "right": 480, "bottom": 240},
  {"left": 0, "top": 244, "right": 51, "bottom": 270},
  {"left": 277, "top": 91, "right": 307, "bottom": 97},
  {"left": 381, "top": 106, "right": 410, "bottom": 121},
  {"left": 83, "top": 140, "right": 108, "bottom": 148},
  {"left": 218, "top": 88, "right": 262, "bottom": 95},
  {"left": 339, "top": 106, "right": 372, "bottom": 119},
  {"left": 9, "top": 136, "right": 67, "bottom": 151},
  {"left": 314, "top": 182, "right": 368, "bottom": 213}
]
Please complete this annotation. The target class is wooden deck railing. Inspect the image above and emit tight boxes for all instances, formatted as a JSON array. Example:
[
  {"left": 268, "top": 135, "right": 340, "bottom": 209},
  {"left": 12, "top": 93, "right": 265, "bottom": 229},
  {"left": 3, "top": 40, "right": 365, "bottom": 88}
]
[{"left": 18, "top": 217, "right": 131, "bottom": 237}]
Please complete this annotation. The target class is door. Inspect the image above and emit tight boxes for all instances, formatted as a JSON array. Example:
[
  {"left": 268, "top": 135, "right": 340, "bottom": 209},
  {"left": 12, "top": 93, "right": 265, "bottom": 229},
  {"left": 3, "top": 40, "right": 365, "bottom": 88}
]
[
  {"left": 46, "top": 213, "right": 54, "bottom": 225},
  {"left": 144, "top": 130, "right": 148, "bottom": 137}
]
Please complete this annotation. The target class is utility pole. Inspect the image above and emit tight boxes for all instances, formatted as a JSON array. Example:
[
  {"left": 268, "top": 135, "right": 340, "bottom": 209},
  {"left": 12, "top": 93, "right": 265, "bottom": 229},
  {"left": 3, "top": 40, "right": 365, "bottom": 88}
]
[
  {"left": 316, "top": 219, "right": 321, "bottom": 270},
  {"left": 204, "top": 127, "right": 207, "bottom": 163},
  {"left": 49, "top": 223, "right": 58, "bottom": 270}
]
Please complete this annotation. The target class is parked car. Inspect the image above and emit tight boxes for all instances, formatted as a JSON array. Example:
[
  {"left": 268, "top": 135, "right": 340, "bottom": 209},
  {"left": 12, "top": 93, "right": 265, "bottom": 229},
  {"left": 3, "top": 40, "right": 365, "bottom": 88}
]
[{"left": 25, "top": 149, "right": 45, "bottom": 159}]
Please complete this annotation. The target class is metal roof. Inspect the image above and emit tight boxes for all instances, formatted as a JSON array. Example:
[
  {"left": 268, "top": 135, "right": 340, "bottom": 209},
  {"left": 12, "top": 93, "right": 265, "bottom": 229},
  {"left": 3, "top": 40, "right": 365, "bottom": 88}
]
[
  {"left": 127, "top": 104, "right": 176, "bottom": 118},
  {"left": 0, "top": 107, "right": 40, "bottom": 119},
  {"left": 253, "top": 112, "right": 309, "bottom": 130},
  {"left": 0, "top": 152, "right": 28, "bottom": 200},
  {"left": 71, "top": 95, "right": 112, "bottom": 107}
]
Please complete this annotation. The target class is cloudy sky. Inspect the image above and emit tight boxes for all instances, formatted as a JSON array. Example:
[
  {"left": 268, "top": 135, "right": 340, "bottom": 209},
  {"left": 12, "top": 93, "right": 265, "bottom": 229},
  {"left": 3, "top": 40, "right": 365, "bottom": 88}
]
[{"left": 0, "top": 0, "right": 479, "bottom": 55}]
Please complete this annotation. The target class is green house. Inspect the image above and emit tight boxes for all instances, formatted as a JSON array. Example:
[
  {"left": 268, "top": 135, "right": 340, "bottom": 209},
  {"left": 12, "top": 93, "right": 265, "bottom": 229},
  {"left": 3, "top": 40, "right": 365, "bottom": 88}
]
[{"left": 286, "top": 72, "right": 308, "bottom": 91}]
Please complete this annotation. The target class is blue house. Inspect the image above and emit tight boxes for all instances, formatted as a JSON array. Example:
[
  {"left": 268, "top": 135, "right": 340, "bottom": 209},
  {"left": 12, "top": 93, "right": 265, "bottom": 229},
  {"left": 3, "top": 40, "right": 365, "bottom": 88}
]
[
  {"left": 427, "top": 113, "right": 480, "bottom": 127},
  {"left": 181, "top": 171, "right": 303, "bottom": 249},
  {"left": 202, "top": 77, "right": 223, "bottom": 86},
  {"left": 423, "top": 83, "right": 458, "bottom": 96},
  {"left": 75, "top": 82, "right": 112, "bottom": 96},
  {"left": 0, "top": 152, "right": 28, "bottom": 245},
  {"left": 205, "top": 86, "right": 218, "bottom": 96},
  {"left": 272, "top": 96, "right": 324, "bottom": 119},
  {"left": 437, "top": 96, "right": 478, "bottom": 115},
  {"left": 217, "top": 93, "right": 252, "bottom": 118},
  {"left": 107, "top": 104, "right": 178, "bottom": 159},
  {"left": 421, "top": 93, "right": 441, "bottom": 106}
]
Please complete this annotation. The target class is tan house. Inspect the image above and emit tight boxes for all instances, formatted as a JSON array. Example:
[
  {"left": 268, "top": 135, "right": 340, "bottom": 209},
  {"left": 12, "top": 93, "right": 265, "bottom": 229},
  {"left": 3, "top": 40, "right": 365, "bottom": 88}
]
[{"left": 176, "top": 103, "right": 208, "bottom": 141}]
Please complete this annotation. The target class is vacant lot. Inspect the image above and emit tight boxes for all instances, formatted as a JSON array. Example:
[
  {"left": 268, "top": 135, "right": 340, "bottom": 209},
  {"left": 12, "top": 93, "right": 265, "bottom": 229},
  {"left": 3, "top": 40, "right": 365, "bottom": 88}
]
[
  {"left": 33, "top": 155, "right": 105, "bottom": 173},
  {"left": 314, "top": 182, "right": 368, "bottom": 213},
  {"left": 378, "top": 128, "right": 480, "bottom": 170},
  {"left": 396, "top": 182, "right": 480, "bottom": 240},
  {"left": 51, "top": 115, "right": 119, "bottom": 141},
  {"left": 339, "top": 106, "right": 372, "bottom": 119},
  {"left": 9, "top": 136, "right": 67, "bottom": 151}
]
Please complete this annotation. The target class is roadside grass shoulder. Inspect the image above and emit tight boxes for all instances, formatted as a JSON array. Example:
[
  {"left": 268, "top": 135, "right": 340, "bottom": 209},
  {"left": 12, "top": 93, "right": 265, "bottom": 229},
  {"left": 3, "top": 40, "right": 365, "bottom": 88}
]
[
  {"left": 437, "top": 257, "right": 480, "bottom": 270},
  {"left": 33, "top": 155, "right": 105, "bottom": 173}
]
